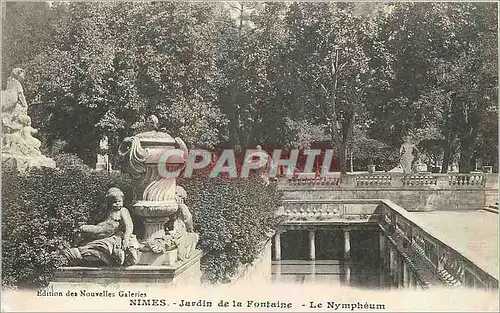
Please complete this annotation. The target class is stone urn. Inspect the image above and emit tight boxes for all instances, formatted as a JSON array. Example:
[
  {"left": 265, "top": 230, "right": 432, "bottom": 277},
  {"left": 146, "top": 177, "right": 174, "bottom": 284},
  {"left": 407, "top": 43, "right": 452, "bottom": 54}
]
[{"left": 118, "top": 121, "right": 188, "bottom": 257}]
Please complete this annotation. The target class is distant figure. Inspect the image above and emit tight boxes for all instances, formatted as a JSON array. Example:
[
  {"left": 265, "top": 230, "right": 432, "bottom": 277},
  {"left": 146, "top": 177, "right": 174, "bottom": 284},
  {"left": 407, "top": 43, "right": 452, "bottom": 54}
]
[
  {"left": 96, "top": 135, "right": 111, "bottom": 172},
  {"left": 399, "top": 136, "right": 419, "bottom": 174}
]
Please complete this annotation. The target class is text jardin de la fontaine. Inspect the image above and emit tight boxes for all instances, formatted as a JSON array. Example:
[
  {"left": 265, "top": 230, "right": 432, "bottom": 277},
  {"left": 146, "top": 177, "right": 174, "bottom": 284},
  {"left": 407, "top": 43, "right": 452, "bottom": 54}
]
[{"left": 37, "top": 287, "right": 386, "bottom": 310}]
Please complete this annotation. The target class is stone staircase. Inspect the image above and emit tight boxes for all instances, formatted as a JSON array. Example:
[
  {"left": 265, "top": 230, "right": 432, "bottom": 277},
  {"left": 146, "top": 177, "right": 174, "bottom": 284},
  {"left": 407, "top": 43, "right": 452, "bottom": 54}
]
[{"left": 484, "top": 202, "right": 499, "bottom": 214}]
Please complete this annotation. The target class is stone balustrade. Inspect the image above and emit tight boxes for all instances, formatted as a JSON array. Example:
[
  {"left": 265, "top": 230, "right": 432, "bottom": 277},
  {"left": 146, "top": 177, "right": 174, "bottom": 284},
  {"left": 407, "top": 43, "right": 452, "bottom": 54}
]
[
  {"left": 279, "top": 172, "right": 498, "bottom": 211},
  {"left": 288, "top": 175, "right": 340, "bottom": 186},
  {"left": 356, "top": 174, "right": 392, "bottom": 187},
  {"left": 280, "top": 172, "right": 490, "bottom": 189},
  {"left": 282, "top": 199, "right": 382, "bottom": 222},
  {"left": 378, "top": 200, "right": 498, "bottom": 291},
  {"left": 449, "top": 173, "right": 485, "bottom": 186}
]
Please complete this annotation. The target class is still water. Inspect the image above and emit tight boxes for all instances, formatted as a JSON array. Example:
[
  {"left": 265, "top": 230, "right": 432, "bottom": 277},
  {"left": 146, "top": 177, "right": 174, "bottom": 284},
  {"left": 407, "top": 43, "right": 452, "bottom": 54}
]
[{"left": 271, "top": 229, "right": 392, "bottom": 289}]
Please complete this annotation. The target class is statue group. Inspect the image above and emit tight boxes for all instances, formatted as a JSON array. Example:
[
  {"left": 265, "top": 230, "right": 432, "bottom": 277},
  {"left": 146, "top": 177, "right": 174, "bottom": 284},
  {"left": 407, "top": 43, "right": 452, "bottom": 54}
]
[
  {"left": 64, "top": 185, "right": 198, "bottom": 267},
  {"left": 64, "top": 113, "right": 198, "bottom": 267},
  {"left": 1, "top": 68, "right": 55, "bottom": 171}
]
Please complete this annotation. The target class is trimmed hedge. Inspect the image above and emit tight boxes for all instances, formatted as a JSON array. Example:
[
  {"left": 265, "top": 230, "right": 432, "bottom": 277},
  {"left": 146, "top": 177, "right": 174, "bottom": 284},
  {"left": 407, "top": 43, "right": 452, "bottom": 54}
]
[
  {"left": 179, "top": 172, "right": 283, "bottom": 283},
  {"left": 2, "top": 156, "right": 132, "bottom": 288}
]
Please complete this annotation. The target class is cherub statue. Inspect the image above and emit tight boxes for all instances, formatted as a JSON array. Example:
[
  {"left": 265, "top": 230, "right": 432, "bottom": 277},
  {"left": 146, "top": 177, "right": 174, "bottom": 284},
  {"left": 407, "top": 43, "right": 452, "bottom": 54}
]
[
  {"left": 165, "top": 209, "right": 199, "bottom": 261},
  {"left": 64, "top": 188, "right": 139, "bottom": 266},
  {"left": 175, "top": 186, "right": 194, "bottom": 232},
  {"left": 162, "top": 186, "right": 198, "bottom": 261}
]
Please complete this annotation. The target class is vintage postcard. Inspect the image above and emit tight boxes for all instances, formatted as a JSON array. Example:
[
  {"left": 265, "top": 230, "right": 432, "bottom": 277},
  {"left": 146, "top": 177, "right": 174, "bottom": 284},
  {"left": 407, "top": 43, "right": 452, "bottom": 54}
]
[{"left": 1, "top": 1, "right": 498, "bottom": 312}]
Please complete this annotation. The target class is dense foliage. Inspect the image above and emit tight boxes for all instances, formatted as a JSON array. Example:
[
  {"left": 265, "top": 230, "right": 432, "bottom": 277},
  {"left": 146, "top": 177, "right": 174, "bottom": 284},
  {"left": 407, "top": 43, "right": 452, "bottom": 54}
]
[
  {"left": 1, "top": 156, "right": 133, "bottom": 288},
  {"left": 179, "top": 172, "right": 283, "bottom": 283},
  {"left": 3, "top": 2, "right": 497, "bottom": 172}
]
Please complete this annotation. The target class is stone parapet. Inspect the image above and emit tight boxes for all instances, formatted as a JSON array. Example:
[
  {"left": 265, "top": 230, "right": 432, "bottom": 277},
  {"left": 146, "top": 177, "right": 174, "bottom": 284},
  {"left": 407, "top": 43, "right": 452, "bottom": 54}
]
[
  {"left": 279, "top": 173, "right": 497, "bottom": 211},
  {"left": 52, "top": 250, "right": 202, "bottom": 286},
  {"left": 228, "top": 236, "right": 273, "bottom": 285},
  {"left": 378, "top": 200, "right": 498, "bottom": 290}
]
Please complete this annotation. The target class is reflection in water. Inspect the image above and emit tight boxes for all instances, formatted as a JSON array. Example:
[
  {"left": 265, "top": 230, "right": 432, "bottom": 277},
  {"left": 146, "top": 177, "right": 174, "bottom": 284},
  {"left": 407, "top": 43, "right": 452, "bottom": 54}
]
[
  {"left": 272, "top": 230, "right": 392, "bottom": 289},
  {"left": 272, "top": 259, "right": 391, "bottom": 289}
]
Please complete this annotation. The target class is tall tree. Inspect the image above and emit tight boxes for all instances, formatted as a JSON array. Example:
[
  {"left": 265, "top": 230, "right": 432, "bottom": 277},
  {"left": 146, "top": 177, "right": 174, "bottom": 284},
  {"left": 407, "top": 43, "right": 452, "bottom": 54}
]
[
  {"left": 283, "top": 3, "right": 379, "bottom": 173},
  {"left": 381, "top": 3, "right": 498, "bottom": 173}
]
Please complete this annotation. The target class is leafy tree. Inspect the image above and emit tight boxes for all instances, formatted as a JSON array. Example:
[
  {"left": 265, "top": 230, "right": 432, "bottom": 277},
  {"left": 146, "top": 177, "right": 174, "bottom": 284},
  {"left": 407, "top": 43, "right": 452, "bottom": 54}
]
[
  {"left": 375, "top": 3, "right": 498, "bottom": 173},
  {"left": 215, "top": 2, "right": 292, "bottom": 149},
  {"left": 282, "top": 2, "right": 380, "bottom": 173}
]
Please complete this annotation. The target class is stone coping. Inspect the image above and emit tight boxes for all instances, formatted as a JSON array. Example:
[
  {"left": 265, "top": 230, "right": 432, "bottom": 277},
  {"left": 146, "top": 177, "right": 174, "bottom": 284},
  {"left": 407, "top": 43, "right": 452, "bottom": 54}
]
[
  {"left": 283, "top": 199, "right": 384, "bottom": 204},
  {"left": 54, "top": 249, "right": 203, "bottom": 280},
  {"left": 280, "top": 186, "right": 486, "bottom": 191},
  {"left": 381, "top": 200, "right": 498, "bottom": 281}
]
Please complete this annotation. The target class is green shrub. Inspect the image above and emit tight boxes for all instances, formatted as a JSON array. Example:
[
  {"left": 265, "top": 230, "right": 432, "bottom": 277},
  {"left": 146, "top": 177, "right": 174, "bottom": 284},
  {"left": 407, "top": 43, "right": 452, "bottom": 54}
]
[
  {"left": 1, "top": 159, "right": 132, "bottom": 288},
  {"left": 179, "top": 173, "right": 283, "bottom": 283},
  {"left": 52, "top": 153, "right": 92, "bottom": 172}
]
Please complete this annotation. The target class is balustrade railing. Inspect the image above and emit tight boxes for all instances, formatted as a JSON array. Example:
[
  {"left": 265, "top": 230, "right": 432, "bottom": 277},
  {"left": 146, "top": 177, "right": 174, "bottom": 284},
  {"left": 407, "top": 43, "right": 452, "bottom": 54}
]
[
  {"left": 288, "top": 175, "right": 340, "bottom": 186},
  {"left": 449, "top": 173, "right": 485, "bottom": 186},
  {"left": 402, "top": 174, "right": 438, "bottom": 186},
  {"left": 279, "top": 172, "right": 490, "bottom": 190},
  {"left": 379, "top": 200, "right": 498, "bottom": 290},
  {"left": 356, "top": 174, "right": 391, "bottom": 187},
  {"left": 282, "top": 199, "right": 380, "bottom": 221}
]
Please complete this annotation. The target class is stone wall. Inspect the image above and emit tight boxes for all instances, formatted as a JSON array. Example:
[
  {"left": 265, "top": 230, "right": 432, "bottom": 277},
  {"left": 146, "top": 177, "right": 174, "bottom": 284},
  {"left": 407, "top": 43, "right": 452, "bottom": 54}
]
[
  {"left": 280, "top": 173, "right": 498, "bottom": 212},
  {"left": 229, "top": 236, "right": 273, "bottom": 285}
]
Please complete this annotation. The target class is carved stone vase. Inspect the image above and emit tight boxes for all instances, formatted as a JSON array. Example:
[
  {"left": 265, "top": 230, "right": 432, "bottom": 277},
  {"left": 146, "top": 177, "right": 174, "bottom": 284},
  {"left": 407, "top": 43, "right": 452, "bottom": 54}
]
[{"left": 118, "top": 126, "right": 188, "bottom": 264}]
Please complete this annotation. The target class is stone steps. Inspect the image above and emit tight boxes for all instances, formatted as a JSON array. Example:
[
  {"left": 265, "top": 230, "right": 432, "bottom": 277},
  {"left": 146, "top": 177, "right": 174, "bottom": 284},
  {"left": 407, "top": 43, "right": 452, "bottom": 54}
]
[{"left": 484, "top": 202, "right": 499, "bottom": 214}]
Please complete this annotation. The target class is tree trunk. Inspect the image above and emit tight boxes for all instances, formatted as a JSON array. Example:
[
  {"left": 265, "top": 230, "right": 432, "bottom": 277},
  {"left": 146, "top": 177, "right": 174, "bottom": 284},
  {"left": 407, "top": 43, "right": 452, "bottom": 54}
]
[
  {"left": 441, "top": 136, "right": 455, "bottom": 173},
  {"left": 441, "top": 143, "right": 451, "bottom": 173},
  {"left": 459, "top": 137, "right": 474, "bottom": 173},
  {"left": 335, "top": 141, "right": 347, "bottom": 174}
]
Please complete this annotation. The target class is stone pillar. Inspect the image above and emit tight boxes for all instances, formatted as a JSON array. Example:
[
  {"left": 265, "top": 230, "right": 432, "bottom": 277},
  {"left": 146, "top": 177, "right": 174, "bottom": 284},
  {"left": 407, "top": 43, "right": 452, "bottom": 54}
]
[
  {"left": 402, "top": 261, "right": 408, "bottom": 288},
  {"left": 274, "top": 261, "right": 281, "bottom": 282},
  {"left": 484, "top": 173, "right": 498, "bottom": 207},
  {"left": 379, "top": 232, "right": 386, "bottom": 262},
  {"left": 389, "top": 247, "right": 394, "bottom": 276},
  {"left": 344, "top": 262, "right": 351, "bottom": 285},
  {"left": 274, "top": 232, "right": 281, "bottom": 261},
  {"left": 408, "top": 268, "right": 414, "bottom": 288},
  {"left": 391, "top": 173, "right": 404, "bottom": 187},
  {"left": 308, "top": 230, "right": 316, "bottom": 261},
  {"left": 398, "top": 257, "right": 405, "bottom": 289},
  {"left": 310, "top": 260, "right": 316, "bottom": 281},
  {"left": 344, "top": 229, "right": 351, "bottom": 259},
  {"left": 392, "top": 249, "right": 398, "bottom": 287}
]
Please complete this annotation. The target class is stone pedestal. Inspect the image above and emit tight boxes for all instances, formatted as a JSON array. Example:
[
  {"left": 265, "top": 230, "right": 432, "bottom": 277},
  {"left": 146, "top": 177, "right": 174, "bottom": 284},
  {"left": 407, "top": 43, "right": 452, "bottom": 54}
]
[
  {"left": 2, "top": 154, "right": 55, "bottom": 172},
  {"left": 52, "top": 250, "right": 203, "bottom": 287},
  {"left": 133, "top": 200, "right": 178, "bottom": 243},
  {"left": 95, "top": 153, "right": 110, "bottom": 172},
  {"left": 137, "top": 249, "right": 178, "bottom": 266}
]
